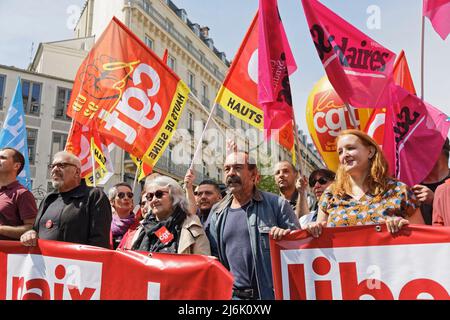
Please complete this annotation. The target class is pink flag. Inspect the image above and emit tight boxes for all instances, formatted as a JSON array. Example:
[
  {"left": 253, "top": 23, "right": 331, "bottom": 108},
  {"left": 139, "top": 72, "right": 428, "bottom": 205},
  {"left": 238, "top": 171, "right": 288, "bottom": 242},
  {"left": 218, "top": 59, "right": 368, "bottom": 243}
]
[
  {"left": 301, "top": 0, "right": 397, "bottom": 109},
  {"left": 423, "top": 0, "right": 450, "bottom": 40},
  {"left": 258, "top": 0, "right": 297, "bottom": 139},
  {"left": 383, "top": 86, "right": 450, "bottom": 186}
]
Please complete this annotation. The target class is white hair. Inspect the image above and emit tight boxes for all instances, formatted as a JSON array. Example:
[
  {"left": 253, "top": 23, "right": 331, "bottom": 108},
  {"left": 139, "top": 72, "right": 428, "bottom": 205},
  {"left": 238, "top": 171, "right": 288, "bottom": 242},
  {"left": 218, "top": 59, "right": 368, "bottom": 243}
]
[
  {"left": 145, "top": 176, "right": 189, "bottom": 213},
  {"left": 53, "top": 151, "right": 81, "bottom": 169}
]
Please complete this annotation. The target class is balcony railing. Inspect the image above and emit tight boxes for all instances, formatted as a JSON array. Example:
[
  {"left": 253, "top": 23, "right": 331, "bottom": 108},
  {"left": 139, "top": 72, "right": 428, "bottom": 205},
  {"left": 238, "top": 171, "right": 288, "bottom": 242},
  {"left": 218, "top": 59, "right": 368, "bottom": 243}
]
[{"left": 132, "top": 0, "right": 226, "bottom": 81}]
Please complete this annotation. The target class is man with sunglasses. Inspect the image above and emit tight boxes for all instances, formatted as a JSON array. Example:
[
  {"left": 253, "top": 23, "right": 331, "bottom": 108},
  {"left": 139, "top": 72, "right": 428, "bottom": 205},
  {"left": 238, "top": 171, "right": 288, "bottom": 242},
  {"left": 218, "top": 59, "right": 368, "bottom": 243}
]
[
  {"left": 206, "top": 151, "right": 300, "bottom": 300},
  {"left": 299, "top": 168, "right": 335, "bottom": 228},
  {"left": 0, "top": 148, "right": 38, "bottom": 240},
  {"left": 20, "top": 151, "right": 111, "bottom": 248}
]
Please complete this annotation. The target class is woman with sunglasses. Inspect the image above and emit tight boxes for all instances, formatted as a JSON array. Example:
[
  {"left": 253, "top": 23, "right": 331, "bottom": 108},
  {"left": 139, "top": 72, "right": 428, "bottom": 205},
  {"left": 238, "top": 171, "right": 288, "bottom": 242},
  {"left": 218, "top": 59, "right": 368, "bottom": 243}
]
[
  {"left": 298, "top": 169, "right": 336, "bottom": 228},
  {"left": 306, "top": 129, "right": 425, "bottom": 237},
  {"left": 108, "top": 182, "right": 136, "bottom": 249},
  {"left": 131, "top": 175, "right": 211, "bottom": 255}
]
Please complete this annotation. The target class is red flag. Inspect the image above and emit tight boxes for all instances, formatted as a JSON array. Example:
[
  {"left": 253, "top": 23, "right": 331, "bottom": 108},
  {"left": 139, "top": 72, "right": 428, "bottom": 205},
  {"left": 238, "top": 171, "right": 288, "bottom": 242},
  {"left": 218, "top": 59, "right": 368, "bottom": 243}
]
[
  {"left": 258, "top": 0, "right": 296, "bottom": 151},
  {"left": 301, "top": 0, "right": 396, "bottom": 109},
  {"left": 365, "top": 50, "right": 417, "bottom": 146},
  {"left": 423, "top": 0, "right": 450, "bottom": 40},
  {"left": 65, "top": 121, "right": 114, "bottom": 186},
  {"left": 383, "top": 86, "right": 450, "bottom": 185},
  {"left": 67, "top": 17, "right": 190, "bottom": 168},
  {"left": 214, "top": 13, "right": 295, "bottom": 152}
]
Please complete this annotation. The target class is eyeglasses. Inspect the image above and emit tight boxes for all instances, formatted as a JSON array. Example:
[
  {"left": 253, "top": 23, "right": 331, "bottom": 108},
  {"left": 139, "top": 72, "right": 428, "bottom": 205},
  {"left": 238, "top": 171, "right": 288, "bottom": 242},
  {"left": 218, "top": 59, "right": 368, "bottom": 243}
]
[
  {"left": 48, "top": 162, "right": 78, "bottom": 170},
  {"left": 309, "top": 177, "right": 330, "bottom": 188},
  {"left": 117, "top": 192, "right": 133, "bottom": 199},
  {"left": 145, "top": 190, "right": 168, "bottom": 201}
]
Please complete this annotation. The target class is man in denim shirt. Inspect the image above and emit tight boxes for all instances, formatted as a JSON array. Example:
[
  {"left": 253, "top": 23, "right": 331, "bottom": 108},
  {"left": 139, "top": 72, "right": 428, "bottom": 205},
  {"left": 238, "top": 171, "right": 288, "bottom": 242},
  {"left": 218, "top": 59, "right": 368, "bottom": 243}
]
[{"left": 206, "top": 151, "right": 300, "bottom": 300}]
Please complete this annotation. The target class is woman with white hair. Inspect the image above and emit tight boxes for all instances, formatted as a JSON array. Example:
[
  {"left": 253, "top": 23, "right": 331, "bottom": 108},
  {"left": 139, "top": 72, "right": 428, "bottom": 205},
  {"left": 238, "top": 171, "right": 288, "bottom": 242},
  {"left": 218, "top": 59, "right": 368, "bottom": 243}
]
[{"left": 131, "top": 175, "right": 210, "bottom": 255}]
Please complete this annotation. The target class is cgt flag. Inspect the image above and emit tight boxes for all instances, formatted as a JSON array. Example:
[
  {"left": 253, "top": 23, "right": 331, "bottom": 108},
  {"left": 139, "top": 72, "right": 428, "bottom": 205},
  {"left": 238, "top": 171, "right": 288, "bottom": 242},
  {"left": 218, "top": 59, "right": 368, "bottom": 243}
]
[
  {"left": 301, "top": 0, "right": 396, "bottom": 109},
  {"left": 67, "top": 17, "right": 190, "bottom": 169},
  {"left": 364, "top": 50, "right": 417, "bottom": 147},
  {"left": 423, "top": 0, "right": 450, "bottom": 40},
  {"left": 214, "top": 12, "right": 295, "bottom": 153},
  {"left": 0, "top": 78, "right": 32, "bottom": 190},
  {"left": 382, "top": 86, "right": 450, "bottom": 186},
  {"left": 65, "top": 121, "right": 114, "bottom": 186}
]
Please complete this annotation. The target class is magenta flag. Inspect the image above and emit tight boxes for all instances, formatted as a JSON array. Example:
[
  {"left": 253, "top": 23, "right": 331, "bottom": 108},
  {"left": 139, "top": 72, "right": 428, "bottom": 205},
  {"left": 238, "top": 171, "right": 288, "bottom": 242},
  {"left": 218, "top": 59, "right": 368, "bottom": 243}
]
[
  {"left": 258, "top": 0, "right": 297, "bottom": 137},
  {"left": 423, "top": 0, "right": 450, "bottom": 40},
  {"left": 383, "top": 86, "right": 450, "bottom": 186},
  {"left": 301, "top": 0, "right": 396, "bottom": 109}
]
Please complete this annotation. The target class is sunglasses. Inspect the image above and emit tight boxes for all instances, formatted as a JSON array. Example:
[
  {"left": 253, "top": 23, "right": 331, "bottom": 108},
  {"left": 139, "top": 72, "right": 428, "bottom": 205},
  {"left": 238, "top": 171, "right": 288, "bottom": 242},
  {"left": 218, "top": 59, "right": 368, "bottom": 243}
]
[
  {"left": 117, "top": 192, "right": 134, "bottom": 199},
  {"left": 48, "top": 162, "right": 78, "bottom": 170},
  {"left": 309, "top": 177, "right": 330, "bottom": 188},
  {"left": 145, "top": 190, "right": 169, "bottom": 201}
]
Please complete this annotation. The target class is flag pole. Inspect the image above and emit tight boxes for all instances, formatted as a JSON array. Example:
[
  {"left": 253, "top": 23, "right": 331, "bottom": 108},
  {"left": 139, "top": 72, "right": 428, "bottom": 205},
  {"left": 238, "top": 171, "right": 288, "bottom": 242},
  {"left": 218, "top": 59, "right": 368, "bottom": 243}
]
[
  {"left": 189, "top": 93, "right": 227, "bottom": 137},
  {"left": 188, "top": 98, "right": 218, "bottom": 171},
  {"left": 90, "top": 137, "right": 97, "bottom": 187},
  {"left": 132, "top": 163, "right": 139, "bottom": 194},
  {"left": 344, "top": 103, "right": 359, "bottom": 129},
  {"left": 420, "top": 14, "right": 426, "bottom": 101}
]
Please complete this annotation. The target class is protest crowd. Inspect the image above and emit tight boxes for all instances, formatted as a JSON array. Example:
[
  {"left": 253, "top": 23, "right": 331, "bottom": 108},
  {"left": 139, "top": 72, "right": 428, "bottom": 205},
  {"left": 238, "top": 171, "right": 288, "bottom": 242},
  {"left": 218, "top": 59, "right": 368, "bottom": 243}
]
[{"left": 1, "top": 0, "right": 450, "bottom": 300}]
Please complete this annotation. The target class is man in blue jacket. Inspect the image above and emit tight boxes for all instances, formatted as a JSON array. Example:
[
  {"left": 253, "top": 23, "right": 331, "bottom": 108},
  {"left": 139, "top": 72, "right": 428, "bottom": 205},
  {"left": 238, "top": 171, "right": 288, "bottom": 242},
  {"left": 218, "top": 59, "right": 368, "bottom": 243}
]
[{"left": 206, "top": 151, "right": 300, "bottom": 300}]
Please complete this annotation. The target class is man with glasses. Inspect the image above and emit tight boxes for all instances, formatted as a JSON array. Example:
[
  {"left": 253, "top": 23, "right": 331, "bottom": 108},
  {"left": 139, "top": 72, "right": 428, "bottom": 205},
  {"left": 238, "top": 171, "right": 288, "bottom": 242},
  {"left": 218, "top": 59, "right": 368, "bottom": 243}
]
[
  {"left": 299, "top": 168, "right": 335, "bottom": 228},
  {"left": 20, "top": 151, "right": 111, "bottom": 248},
  {"left": 0, "top": 148, "right": 38, "bottom": 240}
]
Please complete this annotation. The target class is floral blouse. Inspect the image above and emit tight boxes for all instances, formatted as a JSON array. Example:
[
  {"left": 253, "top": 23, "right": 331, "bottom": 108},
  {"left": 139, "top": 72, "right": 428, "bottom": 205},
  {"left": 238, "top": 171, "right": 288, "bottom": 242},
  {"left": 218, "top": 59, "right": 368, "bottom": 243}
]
[{"left": 318, "top": 179, "right": 419, "bottom": 227}]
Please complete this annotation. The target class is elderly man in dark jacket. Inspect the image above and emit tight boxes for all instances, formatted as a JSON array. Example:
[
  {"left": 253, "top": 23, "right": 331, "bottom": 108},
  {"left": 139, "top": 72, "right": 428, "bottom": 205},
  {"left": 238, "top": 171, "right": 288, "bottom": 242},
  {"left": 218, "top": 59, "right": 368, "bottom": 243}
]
[
  {"left": 20, "top": 151, "right": 111, "bottom": 248},
  {"left": 206, "top": 151, "right": 300, "bottom": 300}
]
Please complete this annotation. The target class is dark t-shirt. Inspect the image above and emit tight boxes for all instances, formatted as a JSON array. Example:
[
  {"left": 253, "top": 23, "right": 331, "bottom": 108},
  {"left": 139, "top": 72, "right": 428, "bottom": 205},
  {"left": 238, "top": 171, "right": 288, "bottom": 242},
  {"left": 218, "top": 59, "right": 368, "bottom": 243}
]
[
  {"left": 223, "top": 203, "right": 254, "bottom": 289},
  {"left": 0, "top": 181, "right": 38, "bottom": 240},
  {"left": 421, "top": 172, "right": 450, "bottom": 225}
]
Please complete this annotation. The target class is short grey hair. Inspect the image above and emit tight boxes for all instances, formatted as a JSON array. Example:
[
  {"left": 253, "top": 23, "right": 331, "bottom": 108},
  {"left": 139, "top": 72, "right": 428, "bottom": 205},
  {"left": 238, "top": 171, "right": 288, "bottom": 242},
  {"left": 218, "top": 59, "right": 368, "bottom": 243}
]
[
  {"left": 145, "top": 175, "right": 189, "bottom": 213},
  {"left": 108, "top": 182, "right": 132, "bottom": 201},
  {"left": 53, "top": 151, "right": 81, "bottom": 169}
]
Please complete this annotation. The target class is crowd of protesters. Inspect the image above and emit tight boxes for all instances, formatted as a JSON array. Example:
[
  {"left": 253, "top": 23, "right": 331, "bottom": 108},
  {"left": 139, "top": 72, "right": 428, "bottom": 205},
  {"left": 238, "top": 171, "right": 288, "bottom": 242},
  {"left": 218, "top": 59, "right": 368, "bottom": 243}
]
[{"left": 0, "top": 130, "right": 449, "bottom": 300}]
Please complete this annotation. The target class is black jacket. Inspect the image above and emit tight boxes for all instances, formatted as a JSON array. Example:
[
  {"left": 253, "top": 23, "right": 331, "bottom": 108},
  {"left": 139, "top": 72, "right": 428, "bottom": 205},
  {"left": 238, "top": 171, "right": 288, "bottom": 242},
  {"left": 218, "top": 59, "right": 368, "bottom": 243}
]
[{"left": 34, "top": 181, "right": 112, "bottom": 248}]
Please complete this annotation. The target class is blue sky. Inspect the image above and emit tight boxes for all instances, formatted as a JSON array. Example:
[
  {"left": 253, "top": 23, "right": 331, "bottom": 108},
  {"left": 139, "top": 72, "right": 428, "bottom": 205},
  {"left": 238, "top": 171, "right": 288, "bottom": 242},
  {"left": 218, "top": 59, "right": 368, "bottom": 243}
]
[{"left": 1, "top": 0, "right": 448, "bottom": 140}]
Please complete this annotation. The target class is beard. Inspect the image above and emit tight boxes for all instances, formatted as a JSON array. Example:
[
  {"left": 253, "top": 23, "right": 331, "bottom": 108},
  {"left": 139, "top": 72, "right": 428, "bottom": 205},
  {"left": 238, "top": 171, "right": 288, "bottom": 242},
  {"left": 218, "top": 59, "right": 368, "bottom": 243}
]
[{"left": 51, "top": 179, "right": 63, "bottom": 191}]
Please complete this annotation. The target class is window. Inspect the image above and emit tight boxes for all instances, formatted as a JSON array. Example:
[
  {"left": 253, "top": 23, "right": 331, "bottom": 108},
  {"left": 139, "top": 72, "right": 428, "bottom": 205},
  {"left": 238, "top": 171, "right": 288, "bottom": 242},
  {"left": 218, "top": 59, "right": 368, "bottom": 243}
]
[
  {"left": 143, "top": 0, "right": 151, "bottom": 13},
  {"left": 0, "top": 74, "right": 5, "bottom": 109},
  {"left": 55, "top": 87, "right": 72, "bottom": 120},
  {"left": 217, "top": 168, "right": 222, "bottom": 182},
  {"left": 230, "top": 116, "right": 235, "bottom": 128},
  {"left": 168, "top": 144, "right": 173, "bottom": 170},
  {"left": 145, "top": 35, "right": 154, "bottom": 50},
  {"left": 201, "top": 83, "right": 209, "bottom": 107},
  {"left": 167, "top": 55, "right": 176, "bottom": 72},
  {"left": 202, "top": 161, "right": 208, "bottom": 178},
  {"left": 187, "top": 71, "right": 196, "bottom": 93},
  {"left": 188, "top": 111, "right": 194, "bottom": 132},
  {"left": 165, "top": 18, "right": 173, "bottom": 33},
  {"left": 27, "top": 128, "right": 38, "bottom": 165},
  {"left": 22, "top": 80, "right": 42, "bottom": 115},
  {"left": 51, "top": 133, "right": 68, "bottom": 160}
]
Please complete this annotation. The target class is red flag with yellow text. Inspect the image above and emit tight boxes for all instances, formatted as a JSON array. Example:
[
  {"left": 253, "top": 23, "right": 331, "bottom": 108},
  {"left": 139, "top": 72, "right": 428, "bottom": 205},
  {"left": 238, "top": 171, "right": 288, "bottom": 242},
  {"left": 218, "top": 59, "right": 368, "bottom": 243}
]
[
  {"left": 67, "top": 17, "right": 190, "bottom": 169},
  {"left": 214, "top": 13, "right": 295, "bottom": 153}
]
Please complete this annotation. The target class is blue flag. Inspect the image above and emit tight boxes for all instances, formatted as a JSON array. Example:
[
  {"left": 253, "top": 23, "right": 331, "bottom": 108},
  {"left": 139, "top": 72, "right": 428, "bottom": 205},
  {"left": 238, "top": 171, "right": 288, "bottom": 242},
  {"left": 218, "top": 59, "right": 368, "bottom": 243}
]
[{"left": 0, "top": 78, "right": 32, "bottom": 190}]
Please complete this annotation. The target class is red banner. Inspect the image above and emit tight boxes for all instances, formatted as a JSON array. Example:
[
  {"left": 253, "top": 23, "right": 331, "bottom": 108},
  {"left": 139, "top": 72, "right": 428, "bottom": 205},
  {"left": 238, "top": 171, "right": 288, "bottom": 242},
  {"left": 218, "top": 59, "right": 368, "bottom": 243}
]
[
  {"left": 270, "top": 225, "right": 450, "bottom": 300},
  {"left": 67, "top": 17, "right": 189, "bottom": 168},
  {"left": 0, "top": 240, "right": 233, "bottom": 300}
]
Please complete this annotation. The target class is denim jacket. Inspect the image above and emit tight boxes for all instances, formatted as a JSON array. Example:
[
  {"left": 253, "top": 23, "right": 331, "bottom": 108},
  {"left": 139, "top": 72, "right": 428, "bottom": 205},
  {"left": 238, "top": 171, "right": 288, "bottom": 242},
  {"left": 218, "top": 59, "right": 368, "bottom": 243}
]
[{"left": 205, "top": 189, "right": 300, "bottom": 300}]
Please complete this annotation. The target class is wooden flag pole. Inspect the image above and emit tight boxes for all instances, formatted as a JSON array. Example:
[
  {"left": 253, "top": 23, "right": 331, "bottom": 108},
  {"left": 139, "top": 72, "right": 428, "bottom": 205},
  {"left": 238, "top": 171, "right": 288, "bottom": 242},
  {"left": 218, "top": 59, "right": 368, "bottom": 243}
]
[{"left": 90, "top": 137, "right": 97, "bottom": 187}]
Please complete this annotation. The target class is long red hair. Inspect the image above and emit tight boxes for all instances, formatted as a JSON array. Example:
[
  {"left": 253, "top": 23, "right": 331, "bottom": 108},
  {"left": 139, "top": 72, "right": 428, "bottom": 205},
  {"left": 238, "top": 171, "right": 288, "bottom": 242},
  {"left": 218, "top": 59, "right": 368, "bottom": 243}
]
[{"left": 331, "top": 129, "right": 391, "bottom": 197}]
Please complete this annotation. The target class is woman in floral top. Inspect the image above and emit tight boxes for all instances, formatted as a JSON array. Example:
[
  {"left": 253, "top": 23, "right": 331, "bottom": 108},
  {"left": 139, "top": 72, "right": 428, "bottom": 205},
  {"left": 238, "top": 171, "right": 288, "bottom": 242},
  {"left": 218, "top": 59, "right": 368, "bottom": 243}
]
[{"left": 305, "top": 129, "right": 424, "bottom": 238}]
